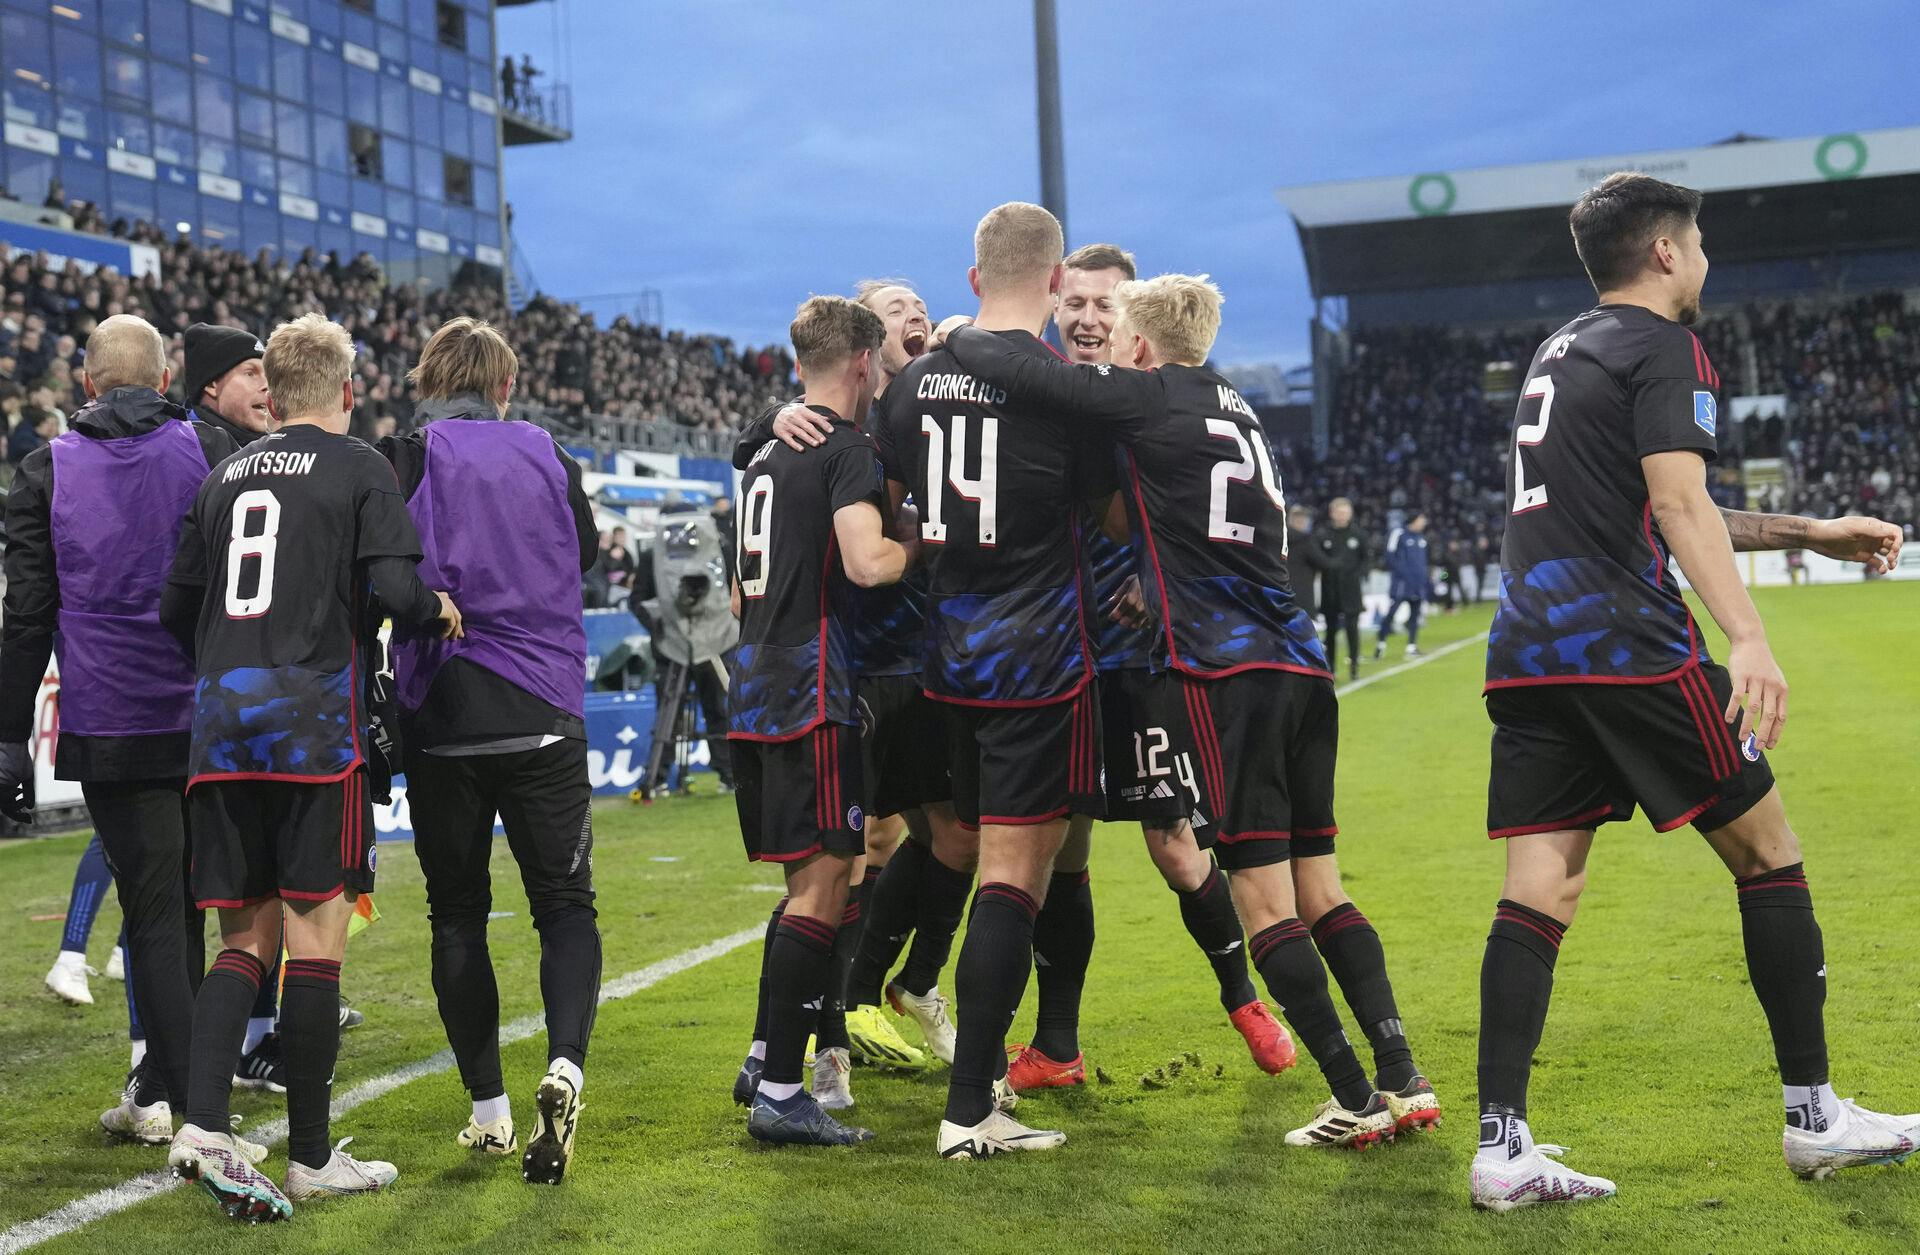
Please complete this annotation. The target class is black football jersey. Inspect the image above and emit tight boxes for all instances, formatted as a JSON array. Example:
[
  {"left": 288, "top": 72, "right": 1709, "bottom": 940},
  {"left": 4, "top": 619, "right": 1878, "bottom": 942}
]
[
  {"left": 1486, "top": 304, "right": 1721, "bottom": 688},
  {"left": 171, "top": 425, "right": 422, "bottom": 783},
  {"left": 730, "top": 409, "right": 884, "bottom": 740},
  {"left": 875, "top": 329, "right": 1104, "bottom": 705},
  {"left": 940, "top": 328, "right": 1326, "bottom": 680}
]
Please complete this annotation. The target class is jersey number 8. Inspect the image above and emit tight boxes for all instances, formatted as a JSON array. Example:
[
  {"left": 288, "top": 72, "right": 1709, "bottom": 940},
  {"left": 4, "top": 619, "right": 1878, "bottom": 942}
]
[{"left": 223, "top": 488, "right": 281, "bottom": 619}]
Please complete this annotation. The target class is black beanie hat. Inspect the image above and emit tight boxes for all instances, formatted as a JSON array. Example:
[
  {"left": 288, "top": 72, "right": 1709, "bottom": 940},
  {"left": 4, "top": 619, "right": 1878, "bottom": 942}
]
[{"left": 183, "top": 323, "right": 265, "bottom": 408}]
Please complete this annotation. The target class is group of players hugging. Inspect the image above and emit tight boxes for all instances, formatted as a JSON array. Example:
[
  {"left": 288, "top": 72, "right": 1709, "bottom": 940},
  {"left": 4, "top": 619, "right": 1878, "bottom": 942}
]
[
  {"left": 2, "top": 169, "right": 1911, "bottom": 1226},
  {"left": 724, "top": 176, "right": 1915, "bottom": 1211},
  {"left": 2, "top": 311, "right": 602, "bottom": 1222}
]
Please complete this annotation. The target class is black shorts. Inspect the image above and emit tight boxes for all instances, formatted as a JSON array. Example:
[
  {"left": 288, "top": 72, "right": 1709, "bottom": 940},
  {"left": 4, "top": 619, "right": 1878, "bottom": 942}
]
[
  {"left": 1100, "top": 668, "right": 1202, "bottom": 825},
  {"left": 944, "top": 683, "right": 1103, "bottom": 828},
  {"left": 1485, "top": 661, "right": 1773, "bottom": 838},
  {"left": 1175, "top": 668, "right": 1339, "bottom": 871},
  {"left": 857, "top": 673, "right": 951, "bottom": 817},
  {"left": 732, "top": 722, "right": 866, "bottom": 863},
  {"left": 188, "top": 769, "right": 376, "bottom": 909}
]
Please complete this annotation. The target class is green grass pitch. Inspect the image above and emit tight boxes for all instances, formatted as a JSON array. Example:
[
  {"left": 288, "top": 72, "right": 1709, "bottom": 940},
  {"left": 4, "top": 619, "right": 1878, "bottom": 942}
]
[{"left": 1, "top": 582, "right": 1915, "bottom": 1253}]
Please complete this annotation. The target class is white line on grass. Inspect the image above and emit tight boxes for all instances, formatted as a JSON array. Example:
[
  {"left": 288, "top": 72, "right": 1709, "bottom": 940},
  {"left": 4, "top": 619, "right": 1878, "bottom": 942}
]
[
  {"left": 0, "top": 923, "right": 765, "bottom": 1255},
  {"left": 1334, "top": 630, "right": 1488, "bottom": 698}
]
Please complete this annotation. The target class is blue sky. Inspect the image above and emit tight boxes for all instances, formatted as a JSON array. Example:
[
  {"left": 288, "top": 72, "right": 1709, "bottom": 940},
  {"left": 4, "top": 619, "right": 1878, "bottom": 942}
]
[{"left": 499, "top": 1, "right": 1913, "bottom": 366}]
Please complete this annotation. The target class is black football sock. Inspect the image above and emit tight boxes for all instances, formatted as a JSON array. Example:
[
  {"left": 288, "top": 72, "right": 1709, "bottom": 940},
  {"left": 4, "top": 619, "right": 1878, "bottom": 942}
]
[
  {"left": 1311, "top": 902, "right": 1417, "bottom": 1091},
  {"left": 430, "top": 912, "right": 504, "bottom": 1102},
  {"left": 1736, "top": 865, "right": 1830, "bottom": 1097},
  {"left": 856, "top": 863, "right": 882, "bottom": 930},
  {"left": 762, "top": 914, "right": 836, "bottom": 1088},
  {"left": 1030, "top": 870, "right": 1094, "bottom": 1062},
  {"left": 898, "top": 851, "right": 971, "bottom": 997},
  {"left": 945, "top": 883, "right": 1039, "bottom": 1126},
  {"left": 1477, "top": 899, "right": 1566, "bottom": 1122},
  {"left": 185, "top": 948, "right": 267, "bottom": 1132},
  {"left": 848, "top": 852, "right": 916, "bottom": 1008},
  {"left": 1249, "top": 919, "right": 1371, "bottom": 1112},
  {"left": 281, "top": 957, "right": 342, "bottom": 1170},
  {"left": 750, "top": 898, "right": 787, "bottom": 1046},
  {"left": 815, "top": 897, "right": 861, "bottom": 1053},
  {"left": 250, "top": 951, "right": 281, "bottom": 1022},
  {"left": 1174, "top": 863, "right": 1257, "bottom": 1012}
]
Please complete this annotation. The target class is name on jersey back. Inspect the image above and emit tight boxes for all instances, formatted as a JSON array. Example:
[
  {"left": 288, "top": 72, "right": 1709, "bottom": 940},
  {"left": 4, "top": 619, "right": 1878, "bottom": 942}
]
[
  {"left": 220, "top": 448, "right": 320, "bottom": 483},
  {"left": 915, "top": 372, "right": 1006, "bottom": 407}
]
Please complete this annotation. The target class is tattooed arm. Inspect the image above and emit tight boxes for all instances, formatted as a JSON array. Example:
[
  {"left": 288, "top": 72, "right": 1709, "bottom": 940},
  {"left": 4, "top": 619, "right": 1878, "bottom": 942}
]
[{"left": 1719, "top": 508, "right": 1904, "bottom": 572}]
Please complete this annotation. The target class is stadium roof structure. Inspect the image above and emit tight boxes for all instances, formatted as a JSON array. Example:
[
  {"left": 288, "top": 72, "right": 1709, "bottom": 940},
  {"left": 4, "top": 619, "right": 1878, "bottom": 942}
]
[{"left": 1278, "top": 126, "right": 1920, "bottom": 301}]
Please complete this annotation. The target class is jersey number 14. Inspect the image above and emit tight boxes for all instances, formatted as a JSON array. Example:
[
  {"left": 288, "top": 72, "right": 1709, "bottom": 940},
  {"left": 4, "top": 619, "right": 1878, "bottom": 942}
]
[{"left": 920, "top": 414, "right": 998, "bottom": 546}]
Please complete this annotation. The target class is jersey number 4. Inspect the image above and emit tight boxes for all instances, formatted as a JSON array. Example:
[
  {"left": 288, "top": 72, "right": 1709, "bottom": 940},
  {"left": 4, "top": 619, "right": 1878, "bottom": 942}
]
[
  {"left": 224, "top": 488, "right": 281, "bottom": 618},
  {"left": 920, "top": 414, "right": 998, "bottom": 546},
  {"left": 1512, "top": 374, "right": 1553, "bottom": 514}
]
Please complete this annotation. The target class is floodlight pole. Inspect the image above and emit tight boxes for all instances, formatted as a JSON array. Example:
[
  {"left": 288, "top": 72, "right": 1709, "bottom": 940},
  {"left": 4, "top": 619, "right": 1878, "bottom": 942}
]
[{"left": 1034, "top": 0, "right": 1068, "bottom": 240}]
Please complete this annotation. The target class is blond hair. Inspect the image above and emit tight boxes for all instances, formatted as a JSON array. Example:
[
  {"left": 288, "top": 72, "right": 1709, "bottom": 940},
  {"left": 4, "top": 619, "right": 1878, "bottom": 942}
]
[
  {"left": 790, "top": 295, "right": 885, "bottom": 375},
  {"left": 1064, "top": 243, "right": 1136, "bottom": 280},
  {"left": 408, "top": 316, "right": 518, "bottom": 403},
  {"left": 84, "top": 314, "right": 167, "bottom": 392},
  {"left": 973, "top": 202, "right": 1063, "bottom": 290},
  {"left": 263, "top": 312, "right": 355, "bottom": 421},
  {"left": 1112, "top": 273, "right": 1223, "bottom": 365},
  {"left": 853, "top": 277, "right": 918, "bottom": 309}
]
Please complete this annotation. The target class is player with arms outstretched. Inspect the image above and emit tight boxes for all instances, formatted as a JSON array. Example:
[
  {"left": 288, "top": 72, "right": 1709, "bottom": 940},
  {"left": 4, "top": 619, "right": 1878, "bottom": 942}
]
[
  {"left": 730, "top": 296, "right": 912, "bottom": 1147},
  {"left": 946, "top": 274, "right": 1434, "bottom": 1148},
  {"left": 160, "top": 314, "right": 460, "bottom": 1222},
  {"left": 1469, "top": 173, "right": 1912, "bottom": 1211}
]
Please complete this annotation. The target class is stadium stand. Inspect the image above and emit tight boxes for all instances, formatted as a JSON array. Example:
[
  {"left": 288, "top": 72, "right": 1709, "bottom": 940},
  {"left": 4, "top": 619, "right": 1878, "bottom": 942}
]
[{"left": 0, "top": 193, "right": 793, "bottom": 456}]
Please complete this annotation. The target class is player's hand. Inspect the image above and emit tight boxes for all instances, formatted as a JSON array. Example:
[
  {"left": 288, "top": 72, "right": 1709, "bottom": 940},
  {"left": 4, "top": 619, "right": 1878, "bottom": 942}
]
[
  {"left": 1107, "top": 574, "right": 1150, "bottom": 630},
  {"left": 929, "top": 314, "right": 972, "bottom": 349},
  {"left": 891, "top": 501, "right": 921, "bottom": 544},
  {"left": 1807, "top": 515, "right": 1904, "bottom": 573},
  {"left": 1724, "top": 636, "right": 1788, "bottom": 751},
  {"left": 773, "top": 403, "right": 834, "bottom": 451},
  {"left": 435, "top": 591, "right": 465, "bottom": 641},
  {"left": 0, "top": 741, "right": 35, "bottom": 824}
]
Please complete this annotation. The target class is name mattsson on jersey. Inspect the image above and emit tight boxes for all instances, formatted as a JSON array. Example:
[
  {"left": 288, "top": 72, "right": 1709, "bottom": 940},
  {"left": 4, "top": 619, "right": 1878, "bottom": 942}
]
[{"left": 219, "top": 446, "right": 319, "bottom": 482}]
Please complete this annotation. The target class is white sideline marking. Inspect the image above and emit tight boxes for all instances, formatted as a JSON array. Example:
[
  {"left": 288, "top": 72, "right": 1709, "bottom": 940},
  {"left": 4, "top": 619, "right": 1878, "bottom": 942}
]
[
  {"left": 1334, "top": 630, "right": 1488, "bottom": 698},
  {"left": 0, "top": 924, "right": 765, "bottom": 1254}
]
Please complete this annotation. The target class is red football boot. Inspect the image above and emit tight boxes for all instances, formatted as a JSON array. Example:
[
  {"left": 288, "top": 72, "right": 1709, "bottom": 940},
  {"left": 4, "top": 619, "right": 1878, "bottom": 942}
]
[
  {"left": 1004, "top": 1043, "right": 1085, "bottom": 1091},
  {"left": 1229, "top": 1001, "right": 1298, "bottom": 1075}
]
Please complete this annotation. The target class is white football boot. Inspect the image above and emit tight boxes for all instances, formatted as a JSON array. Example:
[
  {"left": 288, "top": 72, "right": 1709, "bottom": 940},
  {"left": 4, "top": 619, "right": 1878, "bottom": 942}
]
[
  {"left": 522, "top": 1065, "right": 581, "bottom": 1186},
  {"left": 1784, "top": 1099, "right": 1918, "bottom": 1180},
  {"left": 169, "top": 1123, "right": 292, "bottom": 1223},
  {"left": 105, "top": 945, "right": 125, "bottom": 981},
  {"left": 45, "top": 951, "right": 96, "bottom": 1006},
  {"left": 456, "top": 1114, "right": 518, "bottom": 1155},
  {"left": 937, "top": 1109, "right": 1065, "bottom": 1160},
  {"left": 100, "top": 1087, "right": 171, "bottom": 1145},
  {"left": 887, "top": 983, "right": 957, "bottom": 1066},
  {"left": 1284, "top": 1094, "right": 1395, "bottom": 1149},
  {"left": 812, "top": 1046, "right": 854, "bottom": 1111},
  {"left": 283, "top": 1137, "right": 397, "bottom": 1201},
  {"left": 1471, "top": 1127, "right": 1618, "bottom": 1213}
]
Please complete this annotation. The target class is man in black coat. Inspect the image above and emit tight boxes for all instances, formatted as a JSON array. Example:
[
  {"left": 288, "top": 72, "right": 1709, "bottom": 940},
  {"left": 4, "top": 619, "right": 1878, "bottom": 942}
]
[
  {"left": 1286, "top": 504, "right": 1322, "bottom": 618},
  {"left": 183, "top": 323, "right": 272, "bottom": 448},
  {"left": 1310, "top": 497, "right": 1367, "bottom": 681}
]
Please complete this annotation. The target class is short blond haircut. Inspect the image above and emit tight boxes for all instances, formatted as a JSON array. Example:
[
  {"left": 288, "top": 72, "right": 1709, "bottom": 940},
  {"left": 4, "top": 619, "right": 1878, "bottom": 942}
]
[
  {"left": 791, "top": 296, "right": 885, "bottom": 375},
  {"left": 973, "top": 202, "right": 1063, "bottom": 290},
  {"left": 1065, "top": 243, "right": 1136, "bottom": 280},
  {"left": 1113, "top": 273, "right": 1223, "bottom": 365},
  {"left": 408, "top": 316, "right": 518, "bottom": 402},
  {"left": 263, "top": 312, "right": 355, "bottom": 421},
  {"left": 84, "top": 314, "right": 167, "bottom": 392}
]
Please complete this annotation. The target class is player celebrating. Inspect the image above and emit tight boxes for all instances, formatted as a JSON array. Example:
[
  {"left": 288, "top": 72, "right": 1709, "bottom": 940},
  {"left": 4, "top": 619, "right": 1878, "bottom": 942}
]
[
  {"left": 1470, "top": 173, "right": 1912, "bottom": 1211},
  {"left": 731, "top": 295, "right": 911, "bottom": 1147},
  {"left": 875, "top": 203, "right": 1104, "bottom": 1160},
  {"left": 1006, "top": 243, "right": 1296, "bottom": 1093},
  {"left": 0, "top": 315, "right": 235, "bottom": 1144},
  {"left": 379, "top": 317, "right": 601, "bottom": 1185},
  {"left": 160, "top": 313, "right": 460, "bottom": 1222},
  {"left": 945, "top": 273, "right": 1437, "bottom": 1148}
]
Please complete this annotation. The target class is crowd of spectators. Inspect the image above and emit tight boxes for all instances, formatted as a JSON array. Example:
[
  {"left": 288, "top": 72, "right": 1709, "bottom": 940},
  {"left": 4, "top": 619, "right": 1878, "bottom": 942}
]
[
  {"left": 1295, "top": 289, "right": 1918, "bottom": 588},
  {"left": 0, "top": 195, "right": 793, "bottom": 460}
]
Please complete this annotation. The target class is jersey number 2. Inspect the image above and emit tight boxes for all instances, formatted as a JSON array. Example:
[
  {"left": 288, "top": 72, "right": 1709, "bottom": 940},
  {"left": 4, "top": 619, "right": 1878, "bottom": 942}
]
[
  {"left": 224, "top": 488, "right": 280, "bottom": 618},
  {"left": 1512, "top": 374, "right": 1553, "bottom": 514},
  {"left": 920, "top": 414, "right": 998, "bottom": 546}
]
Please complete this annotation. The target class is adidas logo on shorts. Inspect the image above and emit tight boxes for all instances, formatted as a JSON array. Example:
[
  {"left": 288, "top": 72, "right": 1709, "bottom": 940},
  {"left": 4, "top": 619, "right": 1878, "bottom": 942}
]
[{"left": 1148, "top": 780, "right": 1177, "bottom": 800}]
